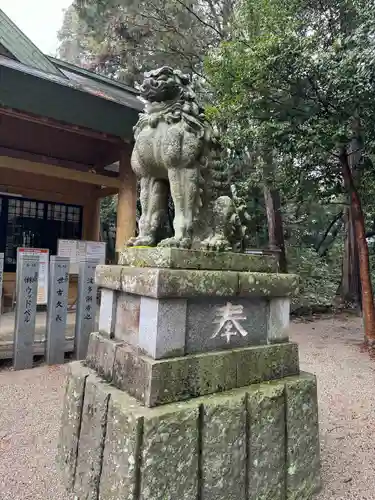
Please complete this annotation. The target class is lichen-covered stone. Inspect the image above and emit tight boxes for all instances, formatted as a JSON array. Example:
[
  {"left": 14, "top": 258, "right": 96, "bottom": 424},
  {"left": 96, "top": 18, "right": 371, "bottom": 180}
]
[
  {"left": 74, "top": 374, "right": 110, "bottom": 499},
  {"left": 140, "top": 404, "right": 199, "bottom": 500},
  {"left": 285, "top": 372, "right": 321, "bottom": 499},
  {"left": 238, "top": 272, "right": 299, "bottom": 298},
  {"left": 119, "top": 247, "right": 278, "bottom": 272},
  {"left": 85, "top": 332, "right": 123, "bottom": 382},
  {"left": 57, "top": 362, "right": 90, "bottom": 492},
  {"left": 149, "top": 348, "right": 238, "bottom": 405},
  {"left": 85, "top": 332, "right": 100, "bottom": 368},
  {"left": 99, "top": 390, "right": 143, "bottom": 500},
  {"left": 201, "top": 390, "right": 247, "bottom": 500},
  {"left": 113, "top": 345, "right": 153, "bottom": 404},
  {"left": 247, "top": 383, "right": 286, "bottom": 500},
  {"left": 96, "top": 266, "right": 299, "bottom": 301},
  {"left": 95, "top": 265, "right": 123, "bottom": 290},
  {"left": 111, "top": 343, "right": 298, "bottom": 407},
  {"left": 58, "top": 369, "right": 320, "bottom": 500},
  {"left": 236, "top": 342, "right": 299, "bottom": 388}
]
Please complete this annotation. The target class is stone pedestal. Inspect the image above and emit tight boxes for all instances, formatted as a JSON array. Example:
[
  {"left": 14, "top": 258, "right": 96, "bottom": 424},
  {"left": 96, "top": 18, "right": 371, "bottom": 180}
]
[{"left": 58, "top": 248, "right": 321, "bottom": 500}]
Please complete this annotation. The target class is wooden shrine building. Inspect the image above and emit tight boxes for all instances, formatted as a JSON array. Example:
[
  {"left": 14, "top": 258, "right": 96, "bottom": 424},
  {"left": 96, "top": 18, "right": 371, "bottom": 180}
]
[{"left": 0, "top": 9, "right": 142, "bottom": 305}]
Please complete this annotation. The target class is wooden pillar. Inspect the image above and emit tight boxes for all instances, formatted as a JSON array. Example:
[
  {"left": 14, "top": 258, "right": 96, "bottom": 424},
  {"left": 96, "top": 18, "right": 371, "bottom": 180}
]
[
  {"left": 83, "top": 188, "right": 101, "bottom": 241},
  {"left": 116, "top": 149, "right": 137, "bottom": 255}
]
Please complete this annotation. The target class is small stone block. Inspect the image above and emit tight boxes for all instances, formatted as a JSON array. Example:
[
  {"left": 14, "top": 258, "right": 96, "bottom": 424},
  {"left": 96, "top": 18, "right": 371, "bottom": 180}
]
[
  {"left": 57, "top": 362, "right": 90, "bottom": 492},
  {"left": 99, "top": 391, "right": 143, "bottom": 500},
  {"left": 268, "top": 297, "right": 290, "bottom": 343},
  {"left": 119, "top": 247, "right": 279, "bottom": 272},
  {"left": 186, "top": 297, "right": 267, "bottom": 354},
  {"left": 86, "top": 332, "right": 100, "bottom": 367},
  {"left": 285, "top": 372, "right": 321, "bottom": 499},
  {"left": 238, "top": 272, "right": 299, "bottom": 298},
  {"left": 237, "top": 342, "right": 299, "bottom": 388},
  {"left": 140, "top": 405, "right": 199, "bottom": 500},
  {"left": 247, "top": 383, "right": 286, "bottom": 500},
  {"left": 114, "top": 293, "right": 141, "bottom": 344},
  {"left": 201, "top": 391, "right": 247, "bottom": 500},
  {"left": 74, "top": 374, "right": 110, "bottom": 499},
  {"left": 113, "top": 345, "right": 153, "bottom": 404},
  {"left": 112, "top": 343, "right": 299, "bottom": 407},
  {"left": 86, "top": 332, "right": 123, "bottom": 381},
  {"left": 138, "top": 297, "right": 186, "bottom": 358},
  {"left": 98, "top": 289, "right": 117, "bottom": 337}
]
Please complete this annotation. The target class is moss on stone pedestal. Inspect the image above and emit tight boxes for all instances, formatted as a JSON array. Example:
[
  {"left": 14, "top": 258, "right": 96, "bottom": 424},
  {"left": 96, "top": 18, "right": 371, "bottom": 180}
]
[
  {"left": 119, "top": 247, "right": 279, "bottom": 272},
  {"left": 58, "top": 365, "right": 320, "bottom": 500},
  {"left": 95, "top": 266, "right": 299, "bottom": 299},
  {"left": 110, "top": 342, "right": 299, "bottom": 407}
]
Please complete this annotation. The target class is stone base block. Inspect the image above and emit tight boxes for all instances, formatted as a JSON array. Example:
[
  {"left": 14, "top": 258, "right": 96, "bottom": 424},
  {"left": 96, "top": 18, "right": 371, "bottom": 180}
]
[
  {"left": 85, "top": 332, "right": 299, "bottom": 406},
  {"left": 119, "top": 247, "right": 279, "bottom": 272},
  {"left": 58, "top": 363, "right": 321, "bottom": 500}
]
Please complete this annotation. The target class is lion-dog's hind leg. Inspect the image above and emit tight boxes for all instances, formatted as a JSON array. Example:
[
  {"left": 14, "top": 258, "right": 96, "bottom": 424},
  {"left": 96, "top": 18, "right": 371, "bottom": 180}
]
[
  {"left": 127, "top": 177, "right": 168, "bottom": 247},
  {"left": 159, "top": 166, "right": 199, "bottom": 248}
]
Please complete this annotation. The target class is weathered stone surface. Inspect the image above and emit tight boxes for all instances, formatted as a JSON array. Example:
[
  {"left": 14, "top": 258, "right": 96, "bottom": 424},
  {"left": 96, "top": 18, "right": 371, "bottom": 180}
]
[
  {"left": 119, "top": 247, "right": 278, "bottom": 272},
  {"left": 112, "top": 343, "right": 298, "bottom": 407},
  {"left": 74, "top": 374, "right": 110, "bottom": 499},
  {"left": 95, "top": 264, "right": 123, "bottom": 290},
  {"left": 236, "top": 342, "right": 299, "bottom": 388},
  {"left": 98, "top": 266, "right": 239, "bottom": 297},
  {"left": 247, "top": 383, "right": 286, "bottom": 500},
  {"left": 114, "top": 293, "right": 141, "bottom": 344},
  {"left": 186, "top": 297, "right": 267, "bottom": 354},
  {"left": 268, "top": 297, "right": 290, "bottom": 343},
  {"left": 113, "top": 345, "right": 152, "bottom": 404},
  {"left": 201, "top": 390, "right": 247, "bottom": 500},
  {"left": 99, "top": 390, "right": 143, "bottom": 500},
  {"left": 96, "top": 266, "right": 299, "bottom": 301},
  {"left": 98, "top": 289, "right": 117, "bottom": 337},
  {"left": 138, "top": 296, "right": 187, "bottom": 358},
  {"left": 86, "top": 332, "right": 99, "bottom": 368},
  {"left": 58, "top": 370, "right": 320, "bottom": 500},
  {"left": 285, "top": 372, "right": 321, "bottom": 499},
  {"left": 57, "top": 362, "right": 90, "bottom": 492},
  {"left": 140, "top": 404, "right": 199, "bottom": 500},
  {"left": 238, "top": 272, "right": 299, "bottom": 298},
  {"left": 85, "top": 332, "right": 123, "bottom": 382}
]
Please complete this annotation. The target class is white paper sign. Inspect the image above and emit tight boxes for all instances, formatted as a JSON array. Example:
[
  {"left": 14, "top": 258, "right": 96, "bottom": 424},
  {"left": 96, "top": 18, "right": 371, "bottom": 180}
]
[
  {"left": 17, "top": 248, "right": 49, "bottom": 305},
  {"left": 57, "top": 239, "right": 106, "bottom": 273}
]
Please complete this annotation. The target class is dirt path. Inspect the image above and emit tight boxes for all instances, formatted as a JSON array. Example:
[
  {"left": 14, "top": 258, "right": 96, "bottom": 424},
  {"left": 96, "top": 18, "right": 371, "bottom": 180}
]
[
  {"left": 292, "top": 314, "right": 375, "bottom": 500},
  {"left": 0, "top": 314, "right": 374, "bottom": 499}
]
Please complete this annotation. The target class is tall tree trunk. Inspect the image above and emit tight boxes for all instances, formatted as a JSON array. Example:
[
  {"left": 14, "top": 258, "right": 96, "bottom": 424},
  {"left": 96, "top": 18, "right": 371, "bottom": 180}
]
[
  {"left": 263, "top": 154, "right": 288, "bottom": 273},
  {"left": 340, "top": 148, "right": 375, "bottom": 343},
  {"left": 336, "top": 207, "right": 361, "bottom": 307}
]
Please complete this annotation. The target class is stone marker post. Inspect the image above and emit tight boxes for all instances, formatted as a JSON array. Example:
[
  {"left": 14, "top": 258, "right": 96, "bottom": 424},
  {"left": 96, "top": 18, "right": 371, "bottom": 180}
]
[
  {"left": 0, "top": 252, "right": 4, "bottom": 315},
  {"left": 45, "top": 256, "right": 70, "bottom": 365},
  {"left": 58, "top": 247, "right": 321, "bottom": 500},
  {"left": 13, "top": 255, "right": 39, "bottom": 370},
  {"left": 74, "top": 258, "right": 99, "bottom": 360}
]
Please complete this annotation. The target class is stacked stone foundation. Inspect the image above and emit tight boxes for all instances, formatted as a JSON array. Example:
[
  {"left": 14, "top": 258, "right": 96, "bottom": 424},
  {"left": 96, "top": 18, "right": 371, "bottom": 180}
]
[{"left": 58, "top": 248, "right": 321, "bottom": 499}]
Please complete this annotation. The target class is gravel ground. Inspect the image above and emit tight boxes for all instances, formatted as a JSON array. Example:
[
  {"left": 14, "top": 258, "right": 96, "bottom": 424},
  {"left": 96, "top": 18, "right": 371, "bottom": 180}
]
[{"left": 0, "top": 314, "right": 374, "bottom": 499}]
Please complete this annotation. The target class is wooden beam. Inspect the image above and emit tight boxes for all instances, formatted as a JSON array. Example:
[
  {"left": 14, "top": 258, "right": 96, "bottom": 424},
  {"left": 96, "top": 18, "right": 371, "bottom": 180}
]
[
  {"left": 0, "top": 155, "right": 122, "bottom": 188},
  {"left": 116, "top": 150, "right": 137, "bottom": 253},
  {"left": 0, "top": 106, "right": 126, "bottom": 145},
  {"left": 0, "top": 147, "right": 119, "bottom": 178},
  {"left": 99, "top": 187, "right": 119, "bottom": 197}
]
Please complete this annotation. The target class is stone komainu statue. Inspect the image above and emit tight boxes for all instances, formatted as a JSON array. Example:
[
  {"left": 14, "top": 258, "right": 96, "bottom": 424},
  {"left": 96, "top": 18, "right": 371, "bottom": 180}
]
[{"left": 127, "top": 66, "right": 245, "bottom": 251}]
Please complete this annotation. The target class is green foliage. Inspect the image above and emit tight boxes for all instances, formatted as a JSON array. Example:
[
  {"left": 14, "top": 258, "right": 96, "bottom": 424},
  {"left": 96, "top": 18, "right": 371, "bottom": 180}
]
[{"left": 58, "top": 0, "right": 237, "bottom": 87}]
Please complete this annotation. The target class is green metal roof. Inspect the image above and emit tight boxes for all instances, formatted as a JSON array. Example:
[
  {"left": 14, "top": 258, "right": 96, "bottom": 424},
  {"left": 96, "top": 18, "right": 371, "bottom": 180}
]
[
  {"left": 0, "top": 55, "right": 142, "bottom": 139},
  {"left": 0, "top": 9, "right": 64, "bottom": 76},
  {"left": 0, "top": 9, "right": 143, "bottom": 139}
]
